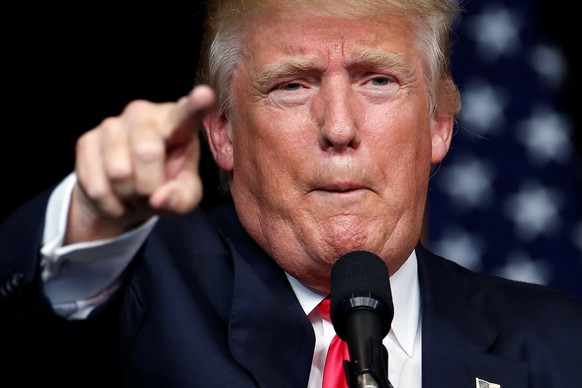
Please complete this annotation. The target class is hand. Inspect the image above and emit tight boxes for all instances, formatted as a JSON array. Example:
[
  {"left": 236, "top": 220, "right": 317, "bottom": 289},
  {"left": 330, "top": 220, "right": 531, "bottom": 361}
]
[{"left": 66, "top": 85, "right": 216, "bottom": 244}]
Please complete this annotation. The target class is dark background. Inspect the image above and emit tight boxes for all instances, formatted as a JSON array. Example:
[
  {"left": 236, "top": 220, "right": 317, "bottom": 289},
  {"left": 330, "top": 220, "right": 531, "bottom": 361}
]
[
  {"left": 2, "top": 1, "right": 580, "bottom": 223},
  {"left": 3, "top": 5, "right": 212, "bottom": 221}
]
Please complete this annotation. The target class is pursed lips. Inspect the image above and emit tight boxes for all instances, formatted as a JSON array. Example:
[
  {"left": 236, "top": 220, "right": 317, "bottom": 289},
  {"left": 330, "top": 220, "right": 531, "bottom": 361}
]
[
  {"left": 322, "top": 185, "right": 360, "bottom": 192},
  {"left": 313, "top": 181, "right": 371, "bottom": 194}
]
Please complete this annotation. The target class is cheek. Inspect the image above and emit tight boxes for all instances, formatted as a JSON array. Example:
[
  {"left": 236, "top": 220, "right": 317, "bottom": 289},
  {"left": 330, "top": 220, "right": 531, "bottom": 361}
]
[
  {"left": 369, "top": 111, "right": 432, "bottom": 192},
  {"left": 371, "top": 108, "right": 431, "bottom": 158},
  {"left": 232, "top": 110, "right": 310, "bottom": 195}
]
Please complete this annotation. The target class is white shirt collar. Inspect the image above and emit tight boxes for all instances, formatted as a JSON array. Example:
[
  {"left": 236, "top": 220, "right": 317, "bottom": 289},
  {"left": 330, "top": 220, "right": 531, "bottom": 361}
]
[{"left": 286, "top": 249, "right": 420, "bottom": 357}]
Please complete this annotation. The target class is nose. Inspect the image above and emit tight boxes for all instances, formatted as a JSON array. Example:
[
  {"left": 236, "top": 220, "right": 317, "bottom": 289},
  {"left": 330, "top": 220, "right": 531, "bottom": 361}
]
[{"left": 314, "top": 77, "right": 362, "bottom": 152}]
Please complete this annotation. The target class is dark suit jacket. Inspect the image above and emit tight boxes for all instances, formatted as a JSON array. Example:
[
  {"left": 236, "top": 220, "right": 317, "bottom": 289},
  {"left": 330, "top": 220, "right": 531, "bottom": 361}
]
[{"left": 1, "top": 191, "right": 581, "bottom": 387}]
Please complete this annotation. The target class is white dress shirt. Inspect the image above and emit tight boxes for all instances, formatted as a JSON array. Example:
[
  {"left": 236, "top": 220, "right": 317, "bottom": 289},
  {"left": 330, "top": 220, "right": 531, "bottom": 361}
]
[{"left": 40, "top": 173, "right": 422, "bottom": 386}]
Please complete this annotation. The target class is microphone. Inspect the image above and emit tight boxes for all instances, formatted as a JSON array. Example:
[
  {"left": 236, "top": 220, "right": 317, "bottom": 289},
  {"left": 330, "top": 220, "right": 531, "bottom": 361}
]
[{"left": 330, "top": 251, "right": 394, "bottom": 388}]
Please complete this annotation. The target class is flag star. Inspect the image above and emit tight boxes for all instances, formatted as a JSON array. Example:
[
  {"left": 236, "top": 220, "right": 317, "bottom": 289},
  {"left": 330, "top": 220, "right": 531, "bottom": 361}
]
[
  {"left": 438, "top": 156, "right": 494, "bottom": 209},
  {"left": 466, "top": 5, "right": 523, "bottom": 60},
  {"left": 460, "top": 80, "right": 507, "bottom": 136},
  {"left": 528, "top": 45, "right": 567, "bottom": 90},
  {"left": 495, "top": 252, "right": 551, "bottom": 285},
  {"left": 432, "top": 228, "right": 484, "bottom": 270},
  {"left": 503, "top": 181, "right": 563, "bottom": 241},
  {"left": 516, "top": 106, "right": 573, "bottom": 166}
]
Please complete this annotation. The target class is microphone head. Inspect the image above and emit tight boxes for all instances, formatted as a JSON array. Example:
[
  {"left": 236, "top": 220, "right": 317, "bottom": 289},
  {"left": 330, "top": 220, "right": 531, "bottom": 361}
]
[{"left": 330, "top": 251, "right": 394, "bottom": 340}]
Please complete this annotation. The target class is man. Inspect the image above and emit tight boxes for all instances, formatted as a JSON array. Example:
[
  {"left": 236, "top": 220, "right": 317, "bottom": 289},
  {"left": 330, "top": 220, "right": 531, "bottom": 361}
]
[{"left": 1, "top": 0, "right": 581, "bottom": 387}]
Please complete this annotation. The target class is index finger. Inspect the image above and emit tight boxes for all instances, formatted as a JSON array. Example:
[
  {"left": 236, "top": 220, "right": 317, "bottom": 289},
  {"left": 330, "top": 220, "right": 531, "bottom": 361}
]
[{"left": 164, "top": 84, "right": 216, "bottom": 147}]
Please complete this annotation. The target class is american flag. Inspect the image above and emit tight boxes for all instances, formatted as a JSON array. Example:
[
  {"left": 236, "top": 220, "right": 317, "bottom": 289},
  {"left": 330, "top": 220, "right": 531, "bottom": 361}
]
[{"left": 425, "top": 0, "right": 582, "bottom": 299}]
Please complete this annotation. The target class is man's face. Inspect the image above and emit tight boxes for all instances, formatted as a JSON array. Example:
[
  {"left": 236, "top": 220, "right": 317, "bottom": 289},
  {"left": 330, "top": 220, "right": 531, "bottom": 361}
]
[{"left": 206, "top": 11, "right": 452, "bottom": 291}]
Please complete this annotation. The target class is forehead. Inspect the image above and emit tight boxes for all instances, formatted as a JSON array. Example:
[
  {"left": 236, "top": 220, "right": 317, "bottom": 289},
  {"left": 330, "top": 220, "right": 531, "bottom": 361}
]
[{"left": 240, "top": 11, "right": 418, "bottom": 68}]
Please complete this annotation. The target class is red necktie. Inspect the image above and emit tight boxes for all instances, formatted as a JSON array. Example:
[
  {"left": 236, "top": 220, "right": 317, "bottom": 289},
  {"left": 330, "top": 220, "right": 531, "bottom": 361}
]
[{"left": 316, "top": 296, "right": 350, "bottom": 388}]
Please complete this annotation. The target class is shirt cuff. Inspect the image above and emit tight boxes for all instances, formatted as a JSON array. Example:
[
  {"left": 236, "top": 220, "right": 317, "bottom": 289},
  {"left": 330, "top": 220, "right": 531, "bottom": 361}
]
[{"left": 40, "top": 172, "right": 158, "bottom": 318}]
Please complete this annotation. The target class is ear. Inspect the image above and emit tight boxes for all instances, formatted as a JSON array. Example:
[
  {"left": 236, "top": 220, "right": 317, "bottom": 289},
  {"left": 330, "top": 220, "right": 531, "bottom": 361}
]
[
  {"left": 430, "top": 112, "right": 454, "bottom": 164},
  {"left": 203, "top": 111, "right": 234, "bottom": 172}
]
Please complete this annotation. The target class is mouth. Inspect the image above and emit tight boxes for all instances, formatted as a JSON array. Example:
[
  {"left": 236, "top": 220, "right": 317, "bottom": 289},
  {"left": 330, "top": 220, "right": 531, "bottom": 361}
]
[{"left": 315, "top": 182, "right": 369, "bottom": 193}]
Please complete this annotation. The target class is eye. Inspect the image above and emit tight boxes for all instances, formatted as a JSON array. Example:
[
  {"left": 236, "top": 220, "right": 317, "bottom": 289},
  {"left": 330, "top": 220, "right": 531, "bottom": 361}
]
[
  {"left": 358, "top": 74, "right": 398, "bottom": 101},
  {"left": 268, "top": 79, "right": 312, "bottom": 106},
  {"left": 278, "top": 82, "right": 303, "bottom": 91},
  {"left": 369, "top": 76, "right": 390, "bottom": 86}
]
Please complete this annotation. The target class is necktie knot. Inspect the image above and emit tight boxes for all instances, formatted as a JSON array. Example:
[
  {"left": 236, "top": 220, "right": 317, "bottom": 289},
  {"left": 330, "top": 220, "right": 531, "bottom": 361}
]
[{"left": 315, "top": 296, "right": 332, "bottom": 322}]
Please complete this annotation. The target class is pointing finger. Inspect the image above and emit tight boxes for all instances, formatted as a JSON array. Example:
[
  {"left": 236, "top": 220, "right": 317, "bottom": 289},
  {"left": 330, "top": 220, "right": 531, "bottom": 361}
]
[{"left": 163, "top": 84, "right": 216, "bottom": 147}]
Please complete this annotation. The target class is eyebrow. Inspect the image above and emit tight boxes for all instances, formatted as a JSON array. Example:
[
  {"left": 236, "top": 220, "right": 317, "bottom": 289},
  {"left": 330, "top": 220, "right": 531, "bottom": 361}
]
[
  {"left": 345, "top": 48, "right": 410, "bottom": 74},
  {"left": 253, "top": 48, "right": 411, "bottom": 89},
  {"left": 254, "top": 56, "right": 323, "bottom": 89}
]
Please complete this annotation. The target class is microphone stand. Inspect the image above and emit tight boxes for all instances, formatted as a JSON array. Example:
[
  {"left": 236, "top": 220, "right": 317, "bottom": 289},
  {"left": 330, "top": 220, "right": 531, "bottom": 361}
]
[{"left": 343, "top": 337, "right": 393, "bottom": 388}]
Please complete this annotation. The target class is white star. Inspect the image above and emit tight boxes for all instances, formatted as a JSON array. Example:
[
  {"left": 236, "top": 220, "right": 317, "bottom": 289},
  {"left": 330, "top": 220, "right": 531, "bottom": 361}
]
[
  {"left": 432, "top": 227, "right": 484, "bottom": 270},
  {"left": 438, "top": 156, "right": 495, "bottom": 209},
  {"left": 516, "top": 107, "right": 573, "bottom": 166},
  {"left": 528, "top": 45, "right": 567, "bottom": 90},
  {"left": 466, "top": 5, "right": 523, "bottom": 60},
  {"left": 495, "top": 251, "right": 551, "bottom": 285},
  {"left": 503, "top": 181, "right": 563, "bottom": 241},
  {"left": 460, "top": 80, "right": 508, "bottom": 136}
]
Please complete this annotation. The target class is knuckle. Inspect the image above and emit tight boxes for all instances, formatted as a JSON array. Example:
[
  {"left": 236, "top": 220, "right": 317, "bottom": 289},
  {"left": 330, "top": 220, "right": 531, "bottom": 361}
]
[
  {"left": 76, "top": 129, "right": 97, "bottom": 153},
  {"left": 107, "top": 163, "right": 133, "bottom": 182},
  {"left": 100, "top": 117, "right": 124, "bottom": 138},
  {"left": 123, "top": 99, "right": 155, "bottom": 118},
  {"left": 133, "top": 140, "right": 165, "bottom": 163}
]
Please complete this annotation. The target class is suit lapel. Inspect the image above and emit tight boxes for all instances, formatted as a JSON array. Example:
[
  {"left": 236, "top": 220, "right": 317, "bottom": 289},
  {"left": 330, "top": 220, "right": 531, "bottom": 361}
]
[
  {"left": 416, "top": 244, "right": 529, "bottom": 388},
  {"left": 215, "top": 203, "right": 314, "bottom": 388}
]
